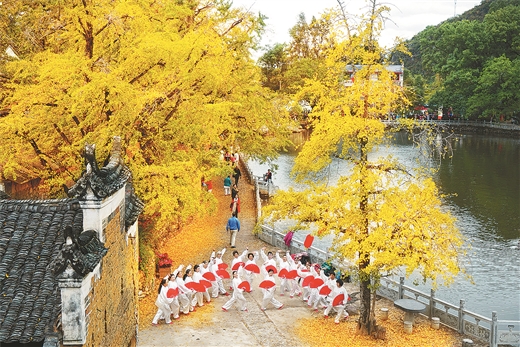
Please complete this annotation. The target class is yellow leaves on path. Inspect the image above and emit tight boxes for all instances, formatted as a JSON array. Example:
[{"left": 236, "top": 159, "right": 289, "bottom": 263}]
[{"left": 295, "top": 309, "right": 457, "bottom": 347}]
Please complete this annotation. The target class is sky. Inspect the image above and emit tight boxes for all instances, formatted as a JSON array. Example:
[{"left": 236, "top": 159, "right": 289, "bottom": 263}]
[{"left": 231, "top": 0, "right": 482, "bottom": 49}]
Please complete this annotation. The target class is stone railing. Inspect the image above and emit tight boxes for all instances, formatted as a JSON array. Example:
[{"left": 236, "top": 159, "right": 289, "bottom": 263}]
[
  {"left": 246, "top": 159, "right": 519, "bottom": 347},
  {"left": 378, "top": 277, "right": 520, "bottom": 347}
]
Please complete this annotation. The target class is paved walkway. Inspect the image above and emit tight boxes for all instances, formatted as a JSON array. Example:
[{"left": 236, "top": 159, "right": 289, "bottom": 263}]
[{"left": 137, "top": 163, "right": 337, "bottom": 346}]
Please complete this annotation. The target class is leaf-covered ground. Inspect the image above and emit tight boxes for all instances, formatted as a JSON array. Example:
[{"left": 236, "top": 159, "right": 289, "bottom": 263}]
[
  {"left": 295, "top": 308, "right": 466, "bottom": 347},
  {"left": 137, "top": 169, "right": 487, "bottom": 347}
]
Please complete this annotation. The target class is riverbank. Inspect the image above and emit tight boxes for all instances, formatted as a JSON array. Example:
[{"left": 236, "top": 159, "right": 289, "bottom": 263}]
[{"left": 137, "top": 160, "right": 488, "bottom": 347}]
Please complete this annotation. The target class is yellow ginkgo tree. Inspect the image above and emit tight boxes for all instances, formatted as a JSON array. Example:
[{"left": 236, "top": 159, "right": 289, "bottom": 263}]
[
  {"left": 261, "top": 0, "right": 465, "bottom": 336},
  {"left": 0, "top": 0, "right": 291, "bottom": 233}
]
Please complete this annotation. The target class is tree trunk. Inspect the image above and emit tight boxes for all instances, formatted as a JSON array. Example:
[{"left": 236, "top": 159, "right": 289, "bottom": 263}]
[{"left": 357, "top": 135, "right": 377, "bottom": 335}]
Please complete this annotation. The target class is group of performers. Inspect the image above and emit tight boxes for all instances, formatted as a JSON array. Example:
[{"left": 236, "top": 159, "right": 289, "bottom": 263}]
[{"left": 152, "top": 247, "right": 350, "bottom": 325}]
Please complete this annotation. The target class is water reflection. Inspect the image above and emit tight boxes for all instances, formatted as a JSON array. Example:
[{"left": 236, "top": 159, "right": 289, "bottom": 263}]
[{"left": 249, "top": 132, "right": 520, "bottom": 320}]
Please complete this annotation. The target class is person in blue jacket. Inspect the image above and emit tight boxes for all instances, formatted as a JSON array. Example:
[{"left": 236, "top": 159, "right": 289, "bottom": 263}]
[{"left": 226, "top": 214, "right": 240, "bottom": 248}]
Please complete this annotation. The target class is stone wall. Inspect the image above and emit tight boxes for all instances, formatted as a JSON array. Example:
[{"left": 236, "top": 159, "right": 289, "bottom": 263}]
[{"left": 81, "top": 198, "right": 138, "bottom": 347}]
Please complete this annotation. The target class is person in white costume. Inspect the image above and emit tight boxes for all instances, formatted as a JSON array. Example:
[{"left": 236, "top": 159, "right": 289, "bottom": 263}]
[
  {"left": 241, "top": 250, "right": 259, "bottom": 290},
  {"left": 152, "top": 278, "right": 173, "bottom": 325},
  {"left": 167, "top": 273, "right": 180, "bottom": 319},
  {"left": 221, "top": 269, "right": 248, "bottom": 312},
  {"left": 286, "top": 253, "right": 301, "bottom": 298},
  {"left": 296, "top": 261, "right": 313, "bottom": 302},
  {"left": 311, "top": 270, "right": 336, "bottom": 311},
  {"left": 198, "top": 260, "right": 212, "bottom": 303},
  {"left": 260, "top": 268, "right": 284, "bottom": 310},
  {"left": 175, "top": 265, "right": 194, "bottom": 314},
  {"left": 260, "top": 247, "right": 277, "bottom": 272},
  {"left": 191, "top": 264, "right": 205, "bottom": 307},
  {"left": 324, "top": 278, "right": 349, "bottom": 323},
  {"left": 209, "top": 249, "right": 229, "bottom": 297},
  {"left": 275, "top": 250, "right": 292, "bottom": 295}
]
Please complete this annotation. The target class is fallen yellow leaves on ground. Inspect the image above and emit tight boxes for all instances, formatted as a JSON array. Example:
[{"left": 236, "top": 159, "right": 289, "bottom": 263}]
[
  {"left": 138, "top": 178, "right": 230, "bottom": 326},
  {"left": 295, "top": 309, "right": 458, "bottom": 347}
]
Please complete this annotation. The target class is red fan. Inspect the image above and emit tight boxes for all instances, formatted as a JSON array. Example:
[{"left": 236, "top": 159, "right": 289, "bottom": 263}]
[
  {"left": 265, "top": 265, "right": 277, "bottom": 274},
  {"left": 244, "top": 263, "right": 260, "bottom": 274},
  {"left": 301, "top": 275, "right": 315, "bottom": 288},
  {"left": 333, "top": 293, "right": 345, "bottom": 306},
  {"left": 216, "top": 269, "right": 230, "bottom": 279},
  {"left": 259, "top": 280, "right": 276, "bottom": 289},
  {"left": 167, "top": 287, "right": 179, "bottom": 298},
  {"left": 310, "top": 277, "right": 324, "bottom": 289},
  {"left": 185, "top": 282, "right": 205, "bottom": 293},
  {"left": 202, "top": 272, "right": 216, "bottom": 282},
  {"left": 232, "top": 262, "right": 245, "bottom": 271},
  {"left": 304, "top": 234, "right": 314, "bottom": 248},
  {"left": 286, "top": 269, "right": 298, "bottom": 280},
  {"left": 319, "top": 286, "right": 332, "bottom": 296},
  {"left": 238, "top": 281, "right": 251, "bottom": 292},
  {"left": 200, "top": 279, "right": 212, "bottom": 289},
  {"left": 218, "top": 263, "right": 228, "bottom": 270},
  {"left": 278, "top": 268, "right": 288, "bottom": 278}
]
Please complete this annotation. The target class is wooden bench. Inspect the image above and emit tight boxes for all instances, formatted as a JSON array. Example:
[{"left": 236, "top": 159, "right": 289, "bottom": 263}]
[{"left": 393, "top": 298, "right": 426, "bottom": 324}]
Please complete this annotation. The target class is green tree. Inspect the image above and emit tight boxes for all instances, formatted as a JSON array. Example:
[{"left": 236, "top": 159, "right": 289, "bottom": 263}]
[
  {"left": 258, "top": 43, "right": 287, "bottom": 91},
  {"left": 467, "top": 55, "right": 520, "bottom": 118},
  {"left": 260, "top": 0, "right": 465, "bottom": 336},
  {"left": 0, "top": 0, "right": 291, "bottom": 240}
]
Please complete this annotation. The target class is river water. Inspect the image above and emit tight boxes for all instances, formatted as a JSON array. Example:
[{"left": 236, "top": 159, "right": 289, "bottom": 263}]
[{"left": 248, "top": 132, "right": 520, "bottom": 321}]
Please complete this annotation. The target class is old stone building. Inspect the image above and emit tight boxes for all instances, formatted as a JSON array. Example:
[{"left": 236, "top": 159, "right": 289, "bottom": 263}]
[{"left": 0, "top": 137, "right": 144, "bottom": 346}]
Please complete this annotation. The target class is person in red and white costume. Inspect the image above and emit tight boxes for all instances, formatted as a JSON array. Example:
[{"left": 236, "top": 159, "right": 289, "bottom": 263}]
[
  {"left": 167, "top": 273, "right": 180, "bottom": 319},
  {"left": 275, "top": 250, "right": 292, "bottom": 295},
  {"left": 260, "top": 268, "right": 283, "bottom": 310},
  {"left": 175, "top": 265, "right": 194, "bottom": 314},
  {"left": 286, "top": 253, "right": 301, "bottom": 298},
  {"left": 296, "top": 261, "right": 313, "bottom": 302},
  {"left": 222, "top": 269, "right": 248, "bottom": 312},
  {"left": 260, "top": 247, "right": 277, "bottom": 272},
  {"left": 152, "top": 278, "right": 173, "bottom": 325},
  {"left": 324, "top": 278, "right": 349, "bottom": 323},
  {"left": 209, "top": 249, "right": 229, "bottom": 297},
  {"left": 198, "top": 260, "right": 212, "bottom": 304},
  {"left": 240, "top": 250, "right": 259, "bottom": 289}
]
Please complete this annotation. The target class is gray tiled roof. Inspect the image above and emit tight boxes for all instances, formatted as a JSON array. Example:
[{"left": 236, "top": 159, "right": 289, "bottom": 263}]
[{"left": 0, "top": 199, "right": 83, "bottom": 344}]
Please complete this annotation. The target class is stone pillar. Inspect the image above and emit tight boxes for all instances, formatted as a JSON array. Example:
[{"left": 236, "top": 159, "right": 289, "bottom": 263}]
[
  {"left": 431, "top": 317, "right": 440, "bottom": 329},
  {"left": 380, "top": 307, "right": 389, "bottom": 321},
  {"left": 57, "top": 267, "right": 95, "bottom": 345}
]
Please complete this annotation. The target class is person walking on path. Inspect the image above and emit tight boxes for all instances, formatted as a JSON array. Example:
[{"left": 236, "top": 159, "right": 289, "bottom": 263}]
[
  {"left": 222, "top": 269, "right": 248, "bottom": 312},
  {"left": 152, "top": 278, "right": 173, "bottom": 326},
  {"left": 231, "top": 184, "right": 239, "bottom": 200},
  {"left": 226, "top": 214, "right": 240, "bottom": 248},
  {"left": 233, "top": 165, "right": 241, "bottom": 186},
  {"left": 230, "top": 195, "right": 240, "bottom": 217},
  {"left": 223, "top": 175, "right": 232, "bottom": 196}
]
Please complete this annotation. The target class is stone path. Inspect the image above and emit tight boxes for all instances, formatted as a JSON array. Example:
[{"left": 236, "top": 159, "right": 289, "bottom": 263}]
[{"left": 137, "top": 161, "right": 487, "bottom": 347}]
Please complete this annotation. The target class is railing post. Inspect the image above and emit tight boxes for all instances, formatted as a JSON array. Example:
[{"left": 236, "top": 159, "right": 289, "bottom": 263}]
[
  {"left": 458, "top": 299, "right": 465, "bottom": 334},
  {"left": 490, "top": 311, "right": 497, "bottom": 347},
  {"left": 429, "top": 289, "right": 435, "bottom": 319},
  {"left": 398, "top": 277, "right": 404, "bottom": 299}
]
